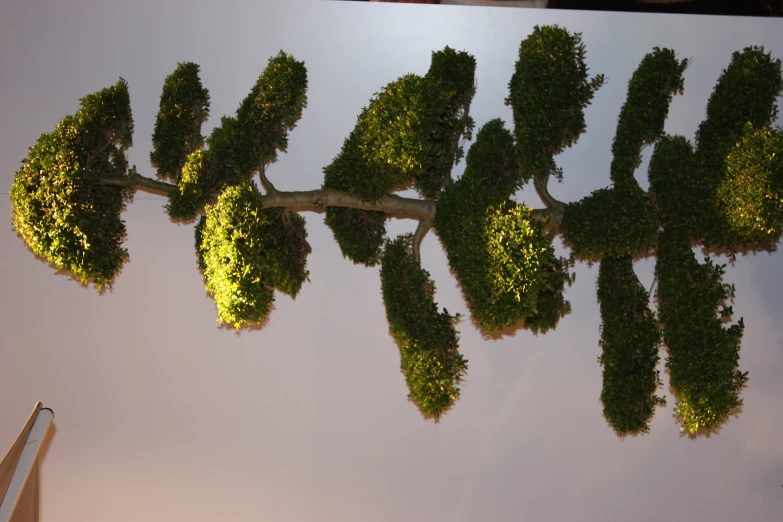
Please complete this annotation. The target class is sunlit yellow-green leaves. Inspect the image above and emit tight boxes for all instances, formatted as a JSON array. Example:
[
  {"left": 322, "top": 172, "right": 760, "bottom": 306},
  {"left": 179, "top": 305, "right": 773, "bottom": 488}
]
[
  {"left": 150, "top": 62, "right": 210, "bottom": 181},
  {"left": 233, "top": 51, "right": 308, "bottom": 177},
  {"left": 484, "top": 202, "right": 555, "bottom": 310},
  {"left": 693, "top": 46, "right": 783, "bottom": 247},
  {"left": 506, "top": 24, "right": 605, "bottom": 180},
  {"left": 380, "top": 235, "right": 466, "bottom": 422},
  {"left": 717, "top": 123, "right": 783, "bottom": 245},
  {"left": 198, "top": 183, "right": 311, "bottom": 328},
  {"left": 610, "top": 48, "right": 688, "bottom": 185},
  {"left": 596, "top": 255, "right": 665, "bottom": 436},
  {"left": 167, "top": 150, "right": 210, "bottom": 220},
  {"left": 655, "top": 227, "right": 747, "bottom": 434},
  {"left": 435, "top": 124, "right": 571, "bottom": 332},
  {"left": 10, "top": 79, "right": 133, "bottom": 290},
  {"left": 322, "top": 47, "right": 476, "bottom": 265}
]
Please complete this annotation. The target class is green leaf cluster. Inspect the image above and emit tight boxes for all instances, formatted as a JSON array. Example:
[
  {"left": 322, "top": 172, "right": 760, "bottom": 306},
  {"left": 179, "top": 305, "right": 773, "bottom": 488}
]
[
  {"left": 322, "top": 48, "right": 475, "bottom": 265},
  {"left": 10, "top": 79, "right": 134, "bottom": 290},
  {"left": 165, "top": 116, "right": 248, "bottom": 220},
  {"left": 647, "top": 134, "right": 701, "bottom": 233},
  {"left": 717, "top": 123, "right": 783, "bottom": 246},
  {"left": 655, "top": 227, "right": 747, "bottom": 434},
  {"left": 150, "top": 62, "right": 210, "bottom": 182},
  {"left": 380, "top": 235, "right": 467, "bottom": 422},
  {"left": 596, "top": 255, "right": 665, "bottom": 435},
  {"left": 435, "top": 120, "right": 571, "bottom": 332},
  {"left": 233, "top": 51, "right": 308, "bottom": 176},
  {"left": 506, "top": 25, "right": 605, "bottom": 180},
  {"left": 610, "top": 48, "right": 688, "bottom": 185},
  {"left": 561, "top": 182, "right": 658, "bottom": 260},
  {"left": 197, "top": 182, "right": 310, "bottom": 328},
  {"left": 692, "top": 46, "right": 783, "bottom": 247}
]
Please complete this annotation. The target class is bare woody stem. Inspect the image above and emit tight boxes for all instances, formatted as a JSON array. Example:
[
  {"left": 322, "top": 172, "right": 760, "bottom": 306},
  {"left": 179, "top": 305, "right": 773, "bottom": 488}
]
[
  {"left": 99, "top": 172, "right": 437, "bottom": 219},
  {"left": 258, "top": 163, "right": 279, "bottom": 194},
  {"left": 412, "top": 217, "right": 434, "bottom": 265},
  {"left": 533, "top": 172, "right": 565, "bottom": 234},
  {"left": 100, "top": 171, "right": 559, "bottom": 233}
]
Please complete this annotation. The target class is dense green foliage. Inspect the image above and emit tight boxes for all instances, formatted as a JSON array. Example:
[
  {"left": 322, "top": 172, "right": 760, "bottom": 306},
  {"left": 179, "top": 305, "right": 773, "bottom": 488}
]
[
  {"left": 380, "top": 235, "right": 467, "bottom": 421},
  {"left": 596, "top": 255, "right": 665, "bottom": 435},
  {"left": 166, "top": 150, "right": 211, "bottom": 220},
  {"left": 691, "top": 47, "right": 783, "bottom": 248},
  {"left": 435, "top": 120, "right": 572, "bottom": 332},
  {"left": 165, "top": 53, "right": 308, "bottom": 221},
  {"left": 506, "top": 25, "right": 605, "bottom": 180},
  {"left": 150, "top": 62, "right": 210, "bottom": 182},
  {"left": 717, "top": 123, "right": 783, "bottom": 245},
  {"left": 233, "top": 51, "right": 308, "bottom": 177},
  {"left": 10, "top": 79, "right": 134, "bottom": 290},
  {"left": 561, "top": 48, "right": 686, "bottom": 259},
  {"left": 561, "top": 182, "right": 658, "bottom": 260},
  {"left": 655, "top": 228, "right": 747, "bottom": 434},
  {"left": 198, "top": 183, "right": 310, "bottom": 328},
  {"left": 165, "top": 117, "right": 246, "bottom": 220},
  {"left": 648, "top": 134, "right": 701, "bottom": 232},
  {"left": 322, "top": 47, "right": 475, "bottom": 265},
  {"left": 610, "top": 48, "right": 688, "bottom": 185}
]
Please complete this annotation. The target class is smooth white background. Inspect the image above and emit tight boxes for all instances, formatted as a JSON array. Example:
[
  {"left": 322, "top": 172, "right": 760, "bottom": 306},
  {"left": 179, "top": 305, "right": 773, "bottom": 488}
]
[{"left": 1, "top": 1, "right": 782, "bottom": 520}]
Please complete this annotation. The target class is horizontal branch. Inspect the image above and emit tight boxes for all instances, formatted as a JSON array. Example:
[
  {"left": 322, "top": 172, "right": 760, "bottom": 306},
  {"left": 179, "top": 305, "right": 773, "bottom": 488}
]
[
  {"left": 99, "top": 172, "right": 177, "bottom": 194},
  {"left": 99, "top": 172, "right": 560, "bottom": 232},
  {"left": 259, "top": 189, "right": 436, "bottom": 220}
]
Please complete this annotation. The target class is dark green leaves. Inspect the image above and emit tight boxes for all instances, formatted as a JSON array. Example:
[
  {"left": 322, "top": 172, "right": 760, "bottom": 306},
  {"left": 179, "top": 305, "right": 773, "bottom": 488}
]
[
  {"left": 696, "top": 46, "right": 783, "bottom": 167},
  {"left": 693, "top": 46, "right": 783, "bottom": 247},
  {"left": 655, "top": 227, "right": 747, "bottom": 434},
  {"left": 506, "top": 25, "right": 605, "bottom": 180},
  {"left": 322, "top": 47, "right": 476, "bottom": 265},
  {"left": 561, "top": 182, "right": 658, "bottom": 260},
  {"left": 150, "top": 62, "right": 210, "bottom": 182},
  {"left": 10, "top": 79, "right": 134, "bottom": 290},
  {"left": 324, "top": 207, "right": 387, "bottom": 266},
  {"left": 380, "top": 235, "right": 466, "bottom": 422},
  {"left": 648, "top": 134, "right": 701, "bottom": 232},
  {"left": 234, "top": 51, "right": 308, "bottom": 177},
  {"left": 611, "top": 48, "right": 688, "bottom": 185},
  {"left": 198, "top": 182, "right": 310, "bottom": 328},
  {"left": 597, "top": 255, "right": 665, "bottom": 435},
  {"left": 435, "top": 126, "right": 571, "bottom": 332},
  {"left": 463, "top": 118, "right": 520, "bottom": 198},
  {"left": 324, "top": 47, "right": 476, "bottom": 202}
]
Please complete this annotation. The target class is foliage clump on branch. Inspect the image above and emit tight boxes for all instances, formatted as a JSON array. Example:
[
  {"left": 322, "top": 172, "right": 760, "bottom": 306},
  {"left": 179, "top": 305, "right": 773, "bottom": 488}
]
[
  {"left": 597, "top": 255, "right": 665, "bottom": 435},
  {"left": 322, "top": 47, "right": 476, "bottom": 266},
  {"left": 435, "top": 119, "right": 573, "bottom": 333},
  {"left": 10, "top": 79, "right": 134, "bottom": 290},
  {"left": 197, "top": 182, "right": 310, "bottom": 328},
  {"left": 380, "top": 235, "right": 467, "bottom": 421},
  {"left": 150, "top": 62, "right": 210, "bottom": 182},
  {"left": 10, "top": 24, "right": 783, "bottom": 434},
  {"left": 655, "top": 227, "right": 747, "bottom": 434},
  {"left": 506, "top": 24, "right": 605, "bottom": 180}
]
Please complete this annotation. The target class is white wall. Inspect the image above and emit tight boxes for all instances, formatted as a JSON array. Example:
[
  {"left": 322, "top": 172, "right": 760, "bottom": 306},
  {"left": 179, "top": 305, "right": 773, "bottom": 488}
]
[{"left": 1, "top": 1, "right": 782, "bottom": 520}]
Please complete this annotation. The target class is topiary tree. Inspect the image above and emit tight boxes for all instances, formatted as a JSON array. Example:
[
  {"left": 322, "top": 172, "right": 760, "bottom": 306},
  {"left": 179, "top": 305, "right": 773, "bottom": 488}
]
[{"left": 10, "top": 26, "right": 783, "bottom": 434}]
